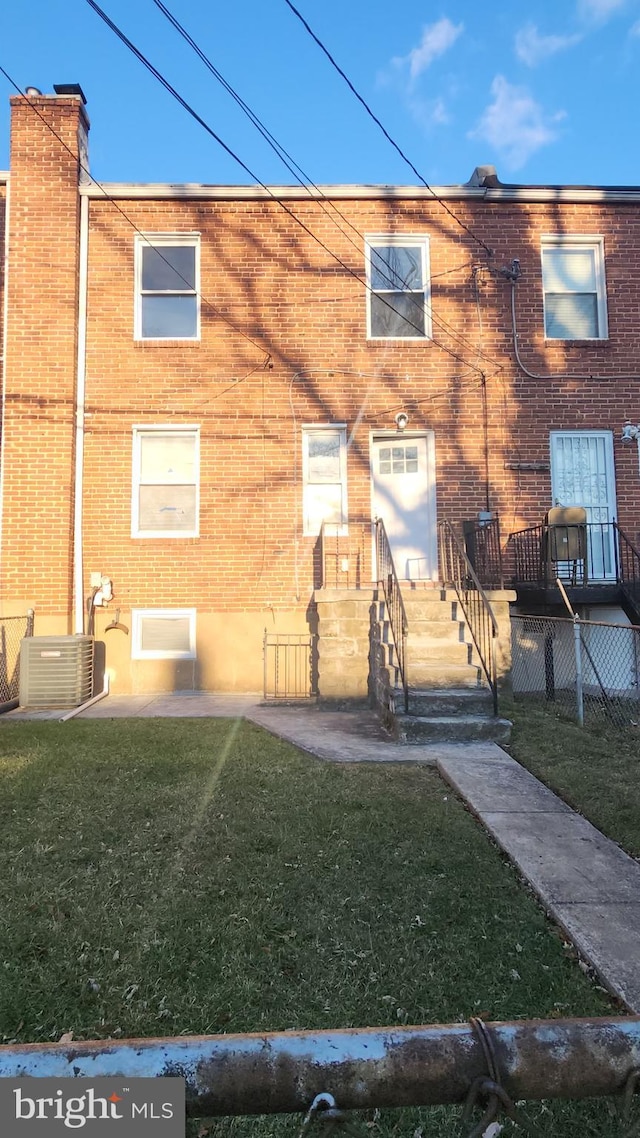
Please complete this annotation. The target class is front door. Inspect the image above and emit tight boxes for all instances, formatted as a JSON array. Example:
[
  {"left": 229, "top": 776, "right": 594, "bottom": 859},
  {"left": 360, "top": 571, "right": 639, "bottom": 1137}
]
[
  {"left": 550, "top": 431, "right": 617, "bottom": 580},
  {"left": 371, "top": 433, "right": 437, "bottom": 581}
]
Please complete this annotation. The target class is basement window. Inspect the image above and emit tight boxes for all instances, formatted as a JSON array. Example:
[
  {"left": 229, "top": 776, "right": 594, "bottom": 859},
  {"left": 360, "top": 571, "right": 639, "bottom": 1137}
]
[
  {"left": 365, "top": 235, "right": 431, "bottom": 339},
  {"left": 135, "top": 234, "right": 200, "bottom": 340},
  {"left": 132, "top": 426, "right": 199, "bottom": 538},
  {"left": 541, "top": 236, "right": 608, "bottom": 340},
  {"left": 132, "top": 609, "right": 196, "bottom": 659}
]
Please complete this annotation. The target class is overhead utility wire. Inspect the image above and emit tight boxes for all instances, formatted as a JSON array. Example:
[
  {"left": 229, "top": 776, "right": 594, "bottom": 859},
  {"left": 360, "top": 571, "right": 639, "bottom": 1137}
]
[
  {"left": 86, "top": 2, "right": 486, "bottom": 373},
  {"left": 151, "top": 0, "right": 501, "bottom": 369},
  {"left": 87, "top": 0, "right": 476, "bottom": 365},
  {"left": 0, "top": 63, "right": 271, "bottom": 363},
  {"left": 282, "top": 0, "right": 494, "bottom": 259}
]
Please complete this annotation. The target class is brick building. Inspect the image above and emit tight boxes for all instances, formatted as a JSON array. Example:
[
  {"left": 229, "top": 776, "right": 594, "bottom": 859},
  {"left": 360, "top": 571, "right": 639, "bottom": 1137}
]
[{"left": 1, "top": 87, "right": 639, "bottom": 697}]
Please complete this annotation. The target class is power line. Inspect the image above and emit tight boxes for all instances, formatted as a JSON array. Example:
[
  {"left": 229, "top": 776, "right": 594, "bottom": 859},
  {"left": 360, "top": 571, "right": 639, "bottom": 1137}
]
[
  {"left": 282, "top": 0, "right": 494, "bottom": 259},
  {"left": 150, "top": 0, "right": 504, "bottom": 371},
  {"left": 85, "top": 1, "right": 489, "bottom": 373},
  {"left": 0, "top": 63, "right": 272, "bottom": 362}
]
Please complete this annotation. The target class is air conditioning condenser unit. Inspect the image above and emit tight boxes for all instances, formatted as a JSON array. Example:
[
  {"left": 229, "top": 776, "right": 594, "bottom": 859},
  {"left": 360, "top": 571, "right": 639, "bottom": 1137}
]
[{"left": 19, "top": 635, "right": 94, "bottom": 709}]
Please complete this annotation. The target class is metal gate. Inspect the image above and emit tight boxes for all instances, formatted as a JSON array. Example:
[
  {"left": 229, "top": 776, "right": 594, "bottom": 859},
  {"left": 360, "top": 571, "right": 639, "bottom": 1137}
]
[{"left": 263, "top": 631, "right": 318, "bottom": 700}]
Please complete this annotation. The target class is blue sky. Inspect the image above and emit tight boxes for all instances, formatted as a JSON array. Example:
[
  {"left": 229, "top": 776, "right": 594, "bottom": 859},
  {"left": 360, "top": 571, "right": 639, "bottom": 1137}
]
[{"left": 2, "top": 0, "right": 639, "bottom": 187}]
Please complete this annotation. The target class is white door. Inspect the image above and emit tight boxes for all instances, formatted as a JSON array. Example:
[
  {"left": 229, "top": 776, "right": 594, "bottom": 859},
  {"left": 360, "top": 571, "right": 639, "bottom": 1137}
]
[
  {"left": 550, "top": 431, "right": 617, "bottom": 580},
  {"left": 371, "top": 434, "right": 437, "bottom": 581}
]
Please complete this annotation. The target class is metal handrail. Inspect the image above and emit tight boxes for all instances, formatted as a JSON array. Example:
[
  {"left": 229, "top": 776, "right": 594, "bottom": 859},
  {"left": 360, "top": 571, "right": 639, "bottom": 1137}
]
[
  {"left": 615, "top": 522, "right": 640, "bottom": 622},
  {"left": 462, "top": 515, "right": 504, "bottom": 588},
  {"left": 438, "top": 520, "right": 499, "bottom": 715},
  {"left": 374, "top": 518, "right": 409, "bottom": 714}
]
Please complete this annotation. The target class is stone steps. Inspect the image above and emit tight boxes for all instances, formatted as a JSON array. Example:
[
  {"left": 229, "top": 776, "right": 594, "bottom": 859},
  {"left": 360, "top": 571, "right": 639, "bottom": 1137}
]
[
  {"left": 396, "top": 590, "right": 511, "bottom": 745},
  {"left": 406, "top": 686, "right": 494, "bottom": 717},
  {"left": 397, "top": 713, "right": 512, "bottom": 744}
]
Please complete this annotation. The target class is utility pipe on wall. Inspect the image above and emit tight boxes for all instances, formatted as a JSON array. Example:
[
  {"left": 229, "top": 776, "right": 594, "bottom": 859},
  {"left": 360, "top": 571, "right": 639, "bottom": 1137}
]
[{"left": 73, "top": 193, "right": 90, "bottom": 635}]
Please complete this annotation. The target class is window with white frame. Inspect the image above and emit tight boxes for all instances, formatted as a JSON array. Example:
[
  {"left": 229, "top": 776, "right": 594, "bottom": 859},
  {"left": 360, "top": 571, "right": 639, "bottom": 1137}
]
[
  {"left": 541, "top": 236, "right": 608, "bottom": 340},
  {"left": 132, "top": 609, "right": 196, "bottom": 659},
  {"left": 132, "top": 426, "right": 199, "bottom": 537},
  {"left": 365, "top": 236, "right": 431, "bottom": 339},
  {"left": 302, "top": 425, "right": 348, "bottom": 536},
  {"left": 135, "top": 234, "right": 200, "bottom": 340}
]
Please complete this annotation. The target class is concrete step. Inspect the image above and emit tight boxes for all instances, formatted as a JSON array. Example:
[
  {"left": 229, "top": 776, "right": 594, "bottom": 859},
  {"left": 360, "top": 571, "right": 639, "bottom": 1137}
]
[
  {"left": 397, "top": 714, "right": 512, "bottom": 745},
  {"left": 407, "top": 639, "right": 473, "bottom": 665},
  {"left": 407, "top": 619, "right": 466, "bottom": 642},
  {"left": 407, "top": 661, "right": 484, "bottom": 688},
  {"left": 406, "top": 686, "right": 494, "bottom": 717},
  {"left": 402, "top": 597, "right": 458, "bottom": 622}
]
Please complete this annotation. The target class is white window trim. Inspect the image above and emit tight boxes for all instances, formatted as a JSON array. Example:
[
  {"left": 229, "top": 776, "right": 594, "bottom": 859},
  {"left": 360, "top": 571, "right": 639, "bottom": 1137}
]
[
  {"left": 134, "top": 232, "right": 201, "bottom": 341},
  {"left": 302, "top": 423, "right": 348, "bottom": 537},
  {"left": 541, "top": 234, "right": 608, "bottom": 341},
  {"left": 131, "top": 424, "right": 200, "bottom": 539},
  {"left": 364, "top": 234, "right": 432, "bottom": 341},
  {"left": 132, "top": 608, "right": 197, "bottom": 660}
]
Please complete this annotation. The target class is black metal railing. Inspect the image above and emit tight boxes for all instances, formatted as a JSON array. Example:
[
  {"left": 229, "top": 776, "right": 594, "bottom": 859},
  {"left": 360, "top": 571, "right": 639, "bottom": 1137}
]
[
  {"left": 438, "top": 521, "right": 499, "bottom": 715},
  {"left": 315, "top": 522, "right": 366, "bottom": 590},
  {"left": 374, "top": 518, "right": 409, "bottom": 714},
  {"left": 508, "top": 522, "right": 640, "bottom": 620},
  {"left": 616, "top": 523, "right": 640, "bottom": 622},
  {"left": 462, "top": 516, "right": 504, "bottom": 589},
  {"left": 0, "top": 610, "right": 35, "bottom": 708},
  {"left": 508, "top": 521, "right": 619, "bottom": 588}
]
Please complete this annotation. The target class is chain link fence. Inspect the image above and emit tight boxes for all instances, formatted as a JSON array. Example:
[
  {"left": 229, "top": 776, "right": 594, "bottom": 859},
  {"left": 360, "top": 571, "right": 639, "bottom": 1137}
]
[
  {"left": 511, "top": 614, "right": 640, "bottom": 729},
  {"left": 0, "top": 611, "right": 34, "bottom": 705}
]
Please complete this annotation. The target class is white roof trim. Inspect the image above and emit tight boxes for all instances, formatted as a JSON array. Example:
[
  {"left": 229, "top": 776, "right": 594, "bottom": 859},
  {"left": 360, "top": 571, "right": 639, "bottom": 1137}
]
[
  {"left": 79, "top": 181, "right": 640, "bottom": 204},
  {"left": 80, "top": 182, "right": 486, "bottom": 201}
]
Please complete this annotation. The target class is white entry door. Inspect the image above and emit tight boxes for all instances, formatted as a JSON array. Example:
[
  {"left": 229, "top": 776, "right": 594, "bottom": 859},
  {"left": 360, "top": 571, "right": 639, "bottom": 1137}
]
[
  {"left": 550, "top": 431, "right": 617, "bottom": 580},
  {"left": 371, "top": 433, "right": 437, "bottom": 581}
]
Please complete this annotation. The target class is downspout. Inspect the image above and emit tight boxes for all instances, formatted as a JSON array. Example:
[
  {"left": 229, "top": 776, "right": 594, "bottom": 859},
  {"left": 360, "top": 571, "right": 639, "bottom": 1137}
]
[{"left": 73, "top": 193, "right": 89, "bottom": 634}]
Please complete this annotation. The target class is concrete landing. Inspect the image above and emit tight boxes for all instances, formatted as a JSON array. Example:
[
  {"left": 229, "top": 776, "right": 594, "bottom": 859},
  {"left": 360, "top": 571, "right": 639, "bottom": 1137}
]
[{"left": 437, "top": 745, "right": 640, "bottom": 1013}]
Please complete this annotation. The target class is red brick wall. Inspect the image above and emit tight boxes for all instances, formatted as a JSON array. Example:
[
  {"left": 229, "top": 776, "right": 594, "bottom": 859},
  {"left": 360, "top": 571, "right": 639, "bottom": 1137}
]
[{"left": 78, "top": 192, "right": 640, "bottom": 618}]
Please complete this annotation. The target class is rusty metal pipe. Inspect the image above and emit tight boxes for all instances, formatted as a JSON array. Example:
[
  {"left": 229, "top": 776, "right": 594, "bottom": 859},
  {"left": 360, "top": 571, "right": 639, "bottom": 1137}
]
[{"left": 1, "top": 1018, "right": 639, "bottom": 1116}]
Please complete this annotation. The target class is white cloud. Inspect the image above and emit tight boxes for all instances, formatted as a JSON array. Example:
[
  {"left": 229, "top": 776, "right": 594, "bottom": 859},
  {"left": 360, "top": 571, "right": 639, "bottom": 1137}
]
[
  {"left": 407, "top": 95, "right": 452, "bottom": 129},
  {"left": 469, "top": 76, "right": 566, "bottom": 170},
  {"left": 577, "top": 0, "right": 627, "bottom": 23},
  {"left": 392, "top": 18, "right": 464, "bottom": 83},
  {"left": 515, "top": 22, "right": 582, "bottom": 66}
]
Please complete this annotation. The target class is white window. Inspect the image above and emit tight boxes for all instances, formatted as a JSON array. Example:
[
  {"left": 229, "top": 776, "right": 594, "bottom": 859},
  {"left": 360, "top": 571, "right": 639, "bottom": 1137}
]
[
  {"left": 132, "top": 609, "right": 196, "bottom": 660},
  {"left": 302, "top": 425, "right": 348, "bottom": 536},
  {"left": 132, "top": 426, "right": 199, "bottom": 538},
  {"left": 365, "top": 236, "right": 431, "bottom": 340},
  {"left": 135, "top": 234, "right": 200, "bottom": 340},
  {"left": 541, "top": 236, "right": 607, "bottom": 340}
]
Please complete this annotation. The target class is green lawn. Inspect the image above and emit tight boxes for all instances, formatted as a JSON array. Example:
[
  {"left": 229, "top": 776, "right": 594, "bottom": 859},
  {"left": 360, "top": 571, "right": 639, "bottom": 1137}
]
[
  {"left": 0, "top": 718, "right": 629, "bottom": 1136},
  {"left": 504, "top": 697, "right": 640, "bottom": 858}
]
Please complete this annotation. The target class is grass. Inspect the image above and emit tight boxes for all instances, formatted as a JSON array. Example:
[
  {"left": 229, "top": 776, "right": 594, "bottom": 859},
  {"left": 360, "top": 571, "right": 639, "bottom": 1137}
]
[
  {"left": 504, "top": 696, "right": 640, "bottom": 858},
  {"left": 0, "top": 718, "right": 630, "bottom": 1136}
]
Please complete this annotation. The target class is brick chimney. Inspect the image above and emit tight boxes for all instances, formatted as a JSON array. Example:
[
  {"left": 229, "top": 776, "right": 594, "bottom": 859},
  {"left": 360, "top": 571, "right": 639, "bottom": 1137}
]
[{"left": 1, "top": 89, "right": 89, "bottom": 628}]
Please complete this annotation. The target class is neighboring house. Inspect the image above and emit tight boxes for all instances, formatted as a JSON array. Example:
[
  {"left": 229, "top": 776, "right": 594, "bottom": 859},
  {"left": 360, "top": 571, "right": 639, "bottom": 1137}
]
[{"left": 1, "top": 87, "right": 639, "bottom": 697}]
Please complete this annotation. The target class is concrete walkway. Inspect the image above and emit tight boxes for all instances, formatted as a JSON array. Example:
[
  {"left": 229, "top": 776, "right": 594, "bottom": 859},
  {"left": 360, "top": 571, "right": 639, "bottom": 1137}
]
[
  {"left": 437, "top": 745, "right": 640, "bottom": 1014},
  {"left": 4, "top": 691, "right": 640, "bottom": 1012}
]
